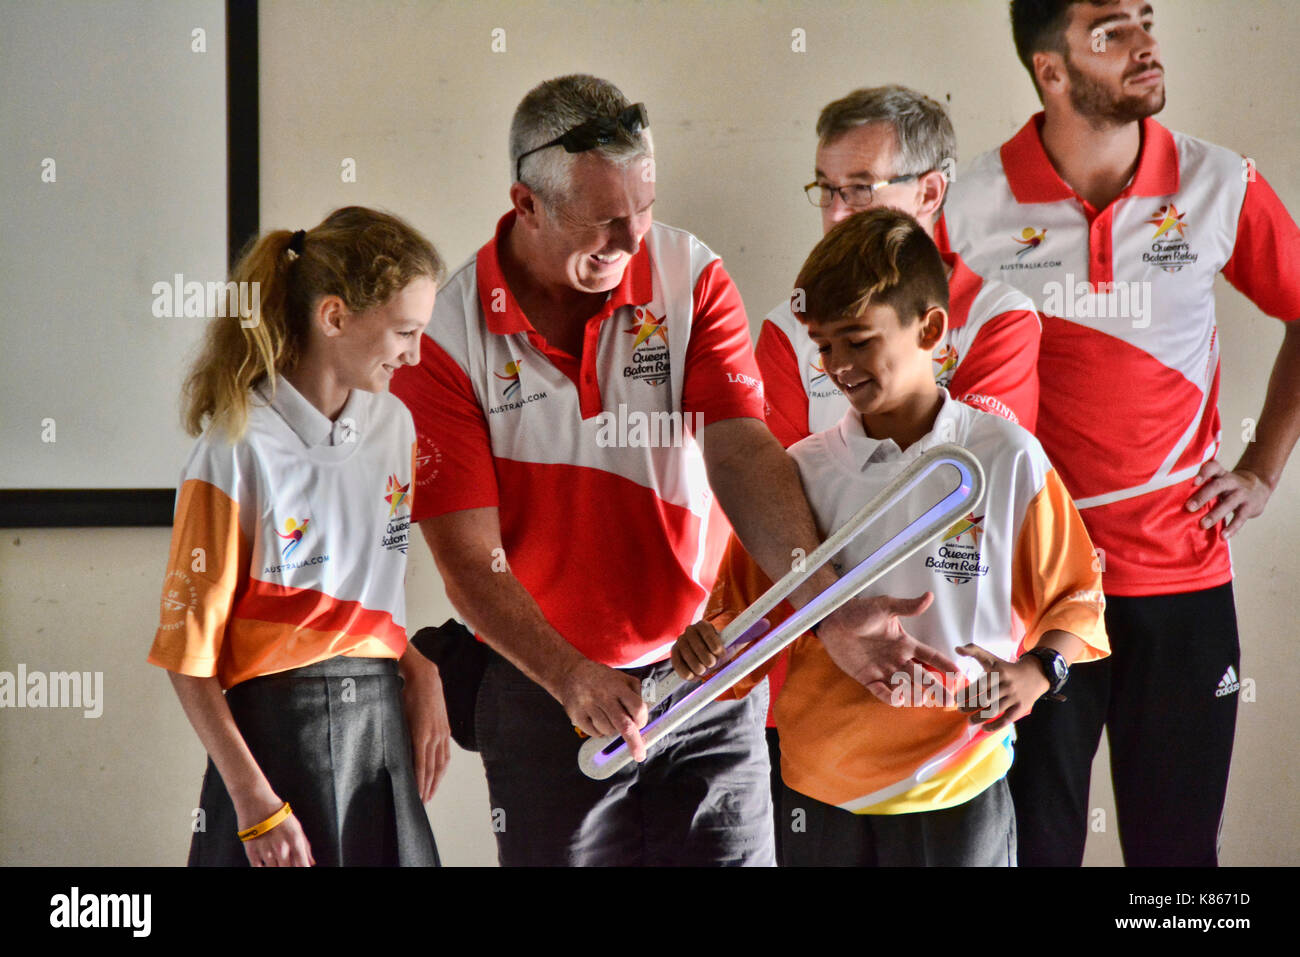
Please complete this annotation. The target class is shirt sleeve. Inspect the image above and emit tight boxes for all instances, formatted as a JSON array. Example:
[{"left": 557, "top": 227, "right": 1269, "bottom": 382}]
[
  {"left": 681, "top": 259, "right": 766, "bottom": 424},
  {"left": 702, "top": 532, "right": 796, "bottom": 700},
  {"left": 1221, "top": 169, "right": 1300, "bottom": 322},
  {"left": 147, "top": 451, "right": 250, "bottom": 678},
  {"left": 754, "top": 318, "right": 812, "bottom": 448},
  {"left": 390, "top": 336, "right": 500, "bottom": 522},
  {"left": 1010, "top": 468, "right": 1110, "bottom": 661},
  {"left": 947, "top": 308, "right": 1042, "bottom": 432}
]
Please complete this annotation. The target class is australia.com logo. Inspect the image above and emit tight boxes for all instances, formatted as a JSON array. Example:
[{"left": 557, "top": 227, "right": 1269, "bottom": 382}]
[
  {"left": 488, "top": 358, "right": 547, "bottom": 414},
  {"left": 264, "top": 515, "right": 328, "bottom": 574}
]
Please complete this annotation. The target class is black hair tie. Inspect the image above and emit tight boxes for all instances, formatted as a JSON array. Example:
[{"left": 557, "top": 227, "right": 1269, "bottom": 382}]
[{"left": 288, "top": 229, "right": 306, "bottom": 256}]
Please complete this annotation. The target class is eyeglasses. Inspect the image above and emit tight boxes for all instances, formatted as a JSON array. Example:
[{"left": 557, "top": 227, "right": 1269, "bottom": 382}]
[
  {"left": 803, "top": 173, "right": 921, "bottom": 209},
  {"left": 515, "top": 103, "right": 650, "bottom": 183}
]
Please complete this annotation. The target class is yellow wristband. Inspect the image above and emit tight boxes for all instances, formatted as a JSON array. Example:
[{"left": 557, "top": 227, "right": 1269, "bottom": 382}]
[{"left": 237, "top": 801, "right": 292, "bottom": 842}]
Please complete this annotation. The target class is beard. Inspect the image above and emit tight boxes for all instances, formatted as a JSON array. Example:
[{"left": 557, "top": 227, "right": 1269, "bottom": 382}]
[{"left": 1064, "top": 54, "right": 1166, "bottom": 126}]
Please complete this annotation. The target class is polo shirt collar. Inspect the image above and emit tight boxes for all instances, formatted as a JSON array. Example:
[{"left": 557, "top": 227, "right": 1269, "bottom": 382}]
[
  {"left": 940, "top": 249, "right": 980, "bottom": 330},
  {"left": 835, "top": 388, "right": 961, "bottom": 469},
  {"left": 475, "top": 209, "right": 655, "bottom": 336},
  {"left": 1000, "top": 111, "right": 1179, "bottom": 205},
  {"left": 257, "top": 375, "right": 365, "bottom": 448}
]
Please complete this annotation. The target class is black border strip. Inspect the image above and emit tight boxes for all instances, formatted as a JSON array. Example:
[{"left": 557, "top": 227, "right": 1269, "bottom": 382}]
[{"left": 0, "top": 0, "right": 259, "bottom": 529}]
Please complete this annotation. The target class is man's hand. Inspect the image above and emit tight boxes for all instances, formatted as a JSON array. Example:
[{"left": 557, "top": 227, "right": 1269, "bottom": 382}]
[
  {"left": 1186, "top": 461, "right": 1272, "bottom": 540},
  {"left": 399, "top": 650, "right": 452, "bottom": 803},
  {"left": 955, "top": 644, "right": 1051, "bottom": 734},
  {"left": 815, "top": 592, "right": 958, "bottom": 704},
  {"left": 555, "top": 658, "right": 650, "bottom": 762}
]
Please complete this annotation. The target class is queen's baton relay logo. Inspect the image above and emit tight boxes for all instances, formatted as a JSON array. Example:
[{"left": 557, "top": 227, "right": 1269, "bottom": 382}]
[
  {"left": 623, "top": 306, "right": 670, "bottom": 386},
  {"left": 932, "top": 344, "right": 958, "bottom": 385},
  {"left": 925, "top": 511, "right": 988, "bottom": 585},
  {"left": 1143, "top": 203, "right": 1197, "bottom": 272},
  {"left": 381, "top": 474, "right": 411, "bottom": 553}
]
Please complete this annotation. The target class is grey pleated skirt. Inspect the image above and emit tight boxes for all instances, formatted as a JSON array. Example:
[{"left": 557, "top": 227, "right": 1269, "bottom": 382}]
[{"left": 188, "top": 656, "right": 440, "bottom": 866}]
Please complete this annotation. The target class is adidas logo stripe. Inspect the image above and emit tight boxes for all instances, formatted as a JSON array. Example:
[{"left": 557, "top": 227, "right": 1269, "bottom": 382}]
[{"left": 1215, "top": 665, "right": 1240, "bottom": 698}]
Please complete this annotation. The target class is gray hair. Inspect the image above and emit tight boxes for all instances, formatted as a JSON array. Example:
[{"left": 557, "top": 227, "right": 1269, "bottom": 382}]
[
  {"left": 509, "top": 74, "right": 653, "bottom": 207},
  {"left": 815, "top": 85, "right": 957, "bottom": 208}
]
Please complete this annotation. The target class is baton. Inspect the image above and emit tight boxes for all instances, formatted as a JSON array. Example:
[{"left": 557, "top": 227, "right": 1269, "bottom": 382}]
[{"left": 578, "top": 443, "right": 986, "bottom": 780}]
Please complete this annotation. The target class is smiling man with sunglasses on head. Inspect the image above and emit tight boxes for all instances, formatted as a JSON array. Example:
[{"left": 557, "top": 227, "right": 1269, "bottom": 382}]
[{"left": 391, "top": 74, "right": 913, "bottom": 866}]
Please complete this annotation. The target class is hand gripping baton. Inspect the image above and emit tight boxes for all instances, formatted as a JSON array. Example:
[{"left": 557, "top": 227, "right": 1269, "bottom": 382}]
[{"left": 578, "top": 443, "right": 986, "bottom": 780}]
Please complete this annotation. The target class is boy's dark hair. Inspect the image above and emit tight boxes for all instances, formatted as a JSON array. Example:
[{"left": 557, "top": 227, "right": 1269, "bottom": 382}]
[
  {"left": 1011, "top": 0, "right": 1105, "bottom": 100},
  {"left": 793, "top": 208, "right": 949, "bottom": 329}
]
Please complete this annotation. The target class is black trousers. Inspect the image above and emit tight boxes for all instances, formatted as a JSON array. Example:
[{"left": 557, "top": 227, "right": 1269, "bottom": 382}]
[
  {"left": 780, "top": 778, "right": 1017, "bottom": 867},
  {"left": 1009, "top": 582, "right": 1241, "bottom": 866},
  {"left": 475, "top": 653, "right": 776, "bottom": 866}
]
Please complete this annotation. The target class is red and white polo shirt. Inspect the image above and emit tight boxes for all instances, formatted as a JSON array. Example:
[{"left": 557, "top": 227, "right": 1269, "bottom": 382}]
[
  {"left": 756, "top": 249, "right": 1041, "bottom": 448},
  {"left": 391, "top": 211, "right": 765, "bottom": 668},
  {"left": 940, "top": 113, "right": 1300, "bottom": 596}
]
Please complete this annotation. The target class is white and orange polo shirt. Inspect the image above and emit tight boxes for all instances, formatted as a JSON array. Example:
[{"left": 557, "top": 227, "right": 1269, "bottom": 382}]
[
  {"left": 757, "top": 249, "right": 1042, "bottom": 447},
  {"left": 750, "top": 250, "right": 1041, "bottom": 720},
  {"left": 148, "top": 377, "right": 417, "bottom": 689},
  {"left": 390, "top": 211, "right": 765, "bottom": 668},
  {"left": 940, "top": 113, "right": 1300, "bottom": 596},
  {"left": 711, "top": 391, "right": 1108, "bottom": 813}
]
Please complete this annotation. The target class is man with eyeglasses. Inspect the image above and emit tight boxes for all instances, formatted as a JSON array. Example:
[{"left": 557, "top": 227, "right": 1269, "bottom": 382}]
[
  {"left": 759, "top": 85, "right": 1041, "bottom": 450},
  {"left": 391, "top": 74, "right": 930, "bottom": 866},
  {"left": 753, "top": 85, "right": 1042, "bottom": 861},
  {"left": 940, "top": 0, "right": 1300, "bottom": 865}
]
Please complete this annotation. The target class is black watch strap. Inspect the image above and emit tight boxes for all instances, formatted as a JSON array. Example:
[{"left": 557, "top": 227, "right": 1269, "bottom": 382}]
[{"left": 1022, "top": 647, "right": 1069, "bottom": 701}]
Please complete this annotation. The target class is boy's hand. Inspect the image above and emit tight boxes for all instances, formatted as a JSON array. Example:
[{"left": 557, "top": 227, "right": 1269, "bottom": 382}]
[
  {"left": 672, "top": 621, "right": 727, "bottom": 680},
  {"left": 955, "top": 643, "right": 1051, "bottom": 733},
  {"left": 816, "top": 592, "right": 958, "bottom": 704}
]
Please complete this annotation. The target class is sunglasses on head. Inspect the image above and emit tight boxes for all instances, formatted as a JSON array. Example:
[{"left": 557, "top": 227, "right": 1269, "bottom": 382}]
[{"left": 515, "top": 103, "right": 650, "bottom": 183}]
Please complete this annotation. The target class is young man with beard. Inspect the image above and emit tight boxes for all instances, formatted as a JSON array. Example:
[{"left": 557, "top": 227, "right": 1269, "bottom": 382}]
[{"left": 940, "top": 0, "right": 1300, "bottom": 865}]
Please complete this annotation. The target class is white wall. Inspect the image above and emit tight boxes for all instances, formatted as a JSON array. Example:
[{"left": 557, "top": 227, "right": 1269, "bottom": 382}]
[{"left": 2, "top": 0, "right": 1296, "bottom": 866}]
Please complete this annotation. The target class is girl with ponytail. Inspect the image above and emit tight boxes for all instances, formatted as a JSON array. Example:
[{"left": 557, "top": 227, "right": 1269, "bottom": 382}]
[{"left": 150, "top": 206, "right": 449, "bottom": 866}]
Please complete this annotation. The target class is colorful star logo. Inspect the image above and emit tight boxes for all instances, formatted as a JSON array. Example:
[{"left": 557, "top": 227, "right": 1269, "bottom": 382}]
[
  {"left": 625, "top": 306, "right": 668, "bottom": 349},
  {"left": 933, "top": 344, "right": 958, "bottom": 379},
  {"left": 942, "top": 512, "right": 984, "bottom": 546},
  {"left": 384, "top": 475, "right": 410, "bottom": 518},
  {"left": 1145, "top": 203, "right": 1188, "bottom": 240}
]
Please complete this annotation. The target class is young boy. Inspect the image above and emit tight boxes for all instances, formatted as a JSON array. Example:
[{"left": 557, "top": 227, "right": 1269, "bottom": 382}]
[{"left": 672, "top": 208, "right": 1109, "bottom": 866}]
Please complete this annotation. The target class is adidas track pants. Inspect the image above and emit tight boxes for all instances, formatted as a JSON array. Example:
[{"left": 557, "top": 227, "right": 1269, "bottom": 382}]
[{"left": 1008, "top": 581, "right": 1241, "bottom": 866}]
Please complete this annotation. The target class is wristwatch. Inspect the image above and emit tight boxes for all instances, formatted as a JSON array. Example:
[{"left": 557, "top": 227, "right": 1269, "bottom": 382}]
[{"left": 1021, "top": 647, "right": 1069, "bottom": 702}]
